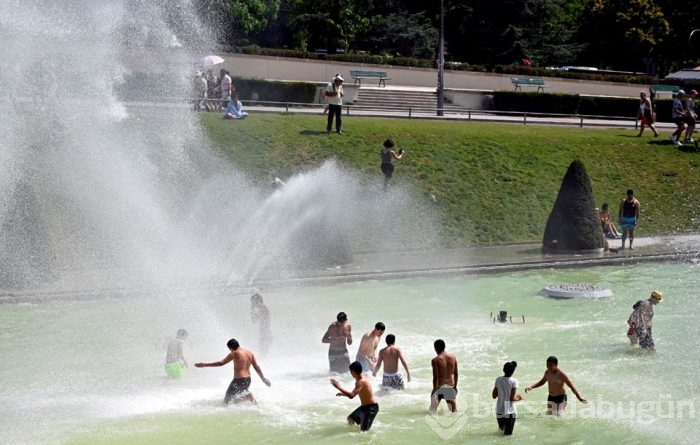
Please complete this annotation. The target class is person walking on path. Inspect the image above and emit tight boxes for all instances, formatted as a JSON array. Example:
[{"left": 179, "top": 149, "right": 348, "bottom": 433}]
[
  {"left": 322, "top": 312, "right": 353, "bottom": 373},
  {"left": 636, "top": 91, "right": 659, "bottom": 137},
  {"left": 670, "top": 91, "right": 687, "bottom": 146},
  {"left": 195, "top": 338, "right": 271, "bottom": 405},
  {"left": 619, "top": 189, "right": 640, "bottom": 250},
  {"left": 380, "top": 139, "right": 404, "bottom": 190},
  {"left": 683, "top": 89, "right": 697, "bottom": 143},
  {"left": 325, "top": 74, "right": 344, "bottom": 134},
  {"left": 627, "top": 290, "right": 663, "bottom": 351}
]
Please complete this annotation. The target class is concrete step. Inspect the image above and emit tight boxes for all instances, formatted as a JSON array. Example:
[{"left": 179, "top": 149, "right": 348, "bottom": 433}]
[{"left": 354, "top": 88, "right": 454, "bottom": 112}]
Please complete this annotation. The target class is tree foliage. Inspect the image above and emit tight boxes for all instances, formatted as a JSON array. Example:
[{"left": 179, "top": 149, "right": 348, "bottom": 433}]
[{"left": 193, "top": 0, "right": 700, "bottom": 74}]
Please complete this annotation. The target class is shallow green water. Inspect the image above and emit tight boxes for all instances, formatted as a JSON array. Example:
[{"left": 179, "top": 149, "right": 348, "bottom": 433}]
[{"left": 1, "top": 262, "right": 698, "bottom": 444}]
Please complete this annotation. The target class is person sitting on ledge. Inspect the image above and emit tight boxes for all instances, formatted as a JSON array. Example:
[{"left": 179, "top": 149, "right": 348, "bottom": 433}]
[{"left": 598, "top": 203, "right": 620, "bottom": 239}]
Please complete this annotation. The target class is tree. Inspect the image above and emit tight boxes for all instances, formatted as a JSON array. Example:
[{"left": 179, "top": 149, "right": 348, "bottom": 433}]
[
  {"left": 194, "top": 0, "right": 281, "bottom": 45},
  {"left": 277, "top": 0, "right": 375, "bottom": 53},
  {"left": 357, "top": 12, "right": 437, "bottom": 58},
  {"left": 522, "top": 0, "right": 586, "bottom": 66},
  {"left": 578, "top": 0, "right": 670, "bottom": 71}
]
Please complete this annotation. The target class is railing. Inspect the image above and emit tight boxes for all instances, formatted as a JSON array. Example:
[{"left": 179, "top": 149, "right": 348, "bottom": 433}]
[{"left": 154, "top": 97, "right": 641, "bottom": 129}]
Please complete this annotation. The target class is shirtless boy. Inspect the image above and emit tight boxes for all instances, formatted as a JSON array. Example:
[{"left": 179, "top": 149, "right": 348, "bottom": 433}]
[
  {"left": 322, "top": 312, "right": 353, "bottom": 373},
  {"left": 525, "top": 356, "right": 587, "bottom": 414},
  {"left": 372, "top": 334, "right": 411, "bottom": 390},
  {"left": 330, "top": 361, "right": 379, "bottom": 432},
  {"left": 429, "top": 339, "right": 458, "bottom": 413},
  {"left": 195, "top": 338, "right": 271, "bottom": 404},
  {"left": 356, "top": 322, "right": 385, "bottom": 374}
]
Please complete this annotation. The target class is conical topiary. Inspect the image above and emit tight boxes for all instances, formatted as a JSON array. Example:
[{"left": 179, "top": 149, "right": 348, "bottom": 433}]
[{"left": 542, "top": 160, "right": 604, "bottom": 253}]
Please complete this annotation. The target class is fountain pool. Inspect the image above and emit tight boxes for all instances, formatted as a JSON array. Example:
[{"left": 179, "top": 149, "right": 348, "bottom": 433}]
[{"left": 1, "top": 262, "right": 698, "bottom": 444}]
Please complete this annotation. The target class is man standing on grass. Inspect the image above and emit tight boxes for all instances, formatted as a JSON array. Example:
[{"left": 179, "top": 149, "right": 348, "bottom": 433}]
[
  {"left": 325, "top": 74, "right": 344, "bottom": 134},
  {"left": 619, "top": 189, "right": 640, "bottom": 250}
]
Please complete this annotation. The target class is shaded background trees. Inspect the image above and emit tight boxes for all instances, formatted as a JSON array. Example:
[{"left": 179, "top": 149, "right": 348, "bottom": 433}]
[{"left": 193, "top": 0, "right": 700, "bottom": 74}]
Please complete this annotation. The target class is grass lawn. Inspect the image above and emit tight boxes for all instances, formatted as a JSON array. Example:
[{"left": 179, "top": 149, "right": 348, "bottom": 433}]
[{"left": 201, "top": 112, "right": 700, "bottom": 245}]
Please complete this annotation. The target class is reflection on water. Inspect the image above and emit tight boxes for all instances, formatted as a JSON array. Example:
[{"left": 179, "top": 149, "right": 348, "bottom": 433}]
[{"left": 1, "top": 263, "right": 698, "bottom": 444}]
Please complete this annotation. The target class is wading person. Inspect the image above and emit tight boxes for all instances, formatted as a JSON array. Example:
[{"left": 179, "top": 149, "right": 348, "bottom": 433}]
[
  {"left": 322, "top": 312, "right": 353, "bottom": 373},
  {"left": 492, "top": 361, "right": 522, "bottom": 436},
  {"left": 372, "top": 334, "right": 411, "bottom": 391},
  {"left": 619, "top": 189, "right": 640, "bottom": 250},
  {"left": 195, "top": 338, "right": 271, "bottom": 404},
  {"left": 429, "top": 339, "right": 458, "bottom": 413},
  {"left": 356, "top": 322, "right": 385, "bottom": 374},
  {"left": 627, "top": 290, "right": 663, "bottom": 351},
  {"left": 525, "top": 356, "right": 587, "bottom": 414},
  {"left": 250, "top": 293, "right": 272, "bottom": 357},
  {"left": 325, "top": 74, "right": 344, "bottom": 134},
  {"left": 330, "top": 361, "right": 379, "bottom": 432},
  {"left": 164, "top": 329, "right": 188, "bottom": 379}
]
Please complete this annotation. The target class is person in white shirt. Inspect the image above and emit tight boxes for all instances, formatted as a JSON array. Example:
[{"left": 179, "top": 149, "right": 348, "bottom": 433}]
[
  {"left": 636, "top": 91, "right": 658, "bottom": 137},
  {"left": 219, "top": 69, "right": 232, "bottom": 106},
  {"left": 670, "top": 91, "right": 687, "bottom": 146},
  {"left": 492, "top": 361, "right": 522, "bottom": 436},
  {"left": 683, "top": 89, "right": 697, "bottom": 143},
  {"left": 325, "top": 74, "right": 345, "bottom": 134}
]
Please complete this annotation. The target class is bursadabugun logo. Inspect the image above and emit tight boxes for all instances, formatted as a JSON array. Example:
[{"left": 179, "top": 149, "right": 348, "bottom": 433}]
[{"left": 424, "top": 386, "right": 468, "bottom": 440}]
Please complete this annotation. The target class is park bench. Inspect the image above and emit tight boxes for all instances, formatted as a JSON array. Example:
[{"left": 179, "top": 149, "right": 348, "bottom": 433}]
[
  {"left": 350, "top": 70, "right": 391, "bottom": 87},
  {"left": 651, "top": 84, "right": 681, "bottom": 96},
  {"left": 511, "top": 77, "right": 546, "bottom": 93}
]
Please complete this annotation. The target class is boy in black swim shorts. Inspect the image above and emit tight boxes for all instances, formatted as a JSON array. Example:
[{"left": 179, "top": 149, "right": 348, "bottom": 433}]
[
  {"left": 224, "top": 376, "right": 252, "bottom": 404},
  {"left": 331, "top": 361, "right": 379, "bottom": 432},
  {"left": 525, "top": 356, "right": 587, "bottom": 415}
]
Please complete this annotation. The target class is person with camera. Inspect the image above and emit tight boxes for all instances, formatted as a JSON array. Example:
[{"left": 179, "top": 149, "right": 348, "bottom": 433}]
[
  {"left": 380, "top": 138, "right": 405, "bottom": 190},
  {"left": 325, "top": 74, "right": 345, "bottom": 134}
]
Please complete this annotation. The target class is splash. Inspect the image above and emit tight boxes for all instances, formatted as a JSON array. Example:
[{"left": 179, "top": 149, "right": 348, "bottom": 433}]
[{"left": 0, "top": 1, "right": 438, "bottom": 293}]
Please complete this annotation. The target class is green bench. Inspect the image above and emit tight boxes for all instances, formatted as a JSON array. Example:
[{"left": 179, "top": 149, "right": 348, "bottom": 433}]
[
  {"left": 651, "top": 85, "right": 681, "bottom": 96},
  {"left": 350, "top": 70, "right": 391, "bottom": 87},
  {"left": 511, "top": 77, "right": 546, "bottom": 93}
]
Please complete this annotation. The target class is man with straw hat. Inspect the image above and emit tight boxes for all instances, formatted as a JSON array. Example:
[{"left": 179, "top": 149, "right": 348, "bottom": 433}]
[{"left": 627, "top": 291, "right": 663, "bottom": 351}]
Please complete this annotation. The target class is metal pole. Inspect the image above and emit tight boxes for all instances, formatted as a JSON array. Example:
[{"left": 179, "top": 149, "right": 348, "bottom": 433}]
[{"left": 437, "top": 0, "right": 445, "bottom": 117}]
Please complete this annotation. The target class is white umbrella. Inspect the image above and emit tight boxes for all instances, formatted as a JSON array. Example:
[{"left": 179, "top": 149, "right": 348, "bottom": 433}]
[{"left": 199, "top": 55, "right": 225, "bottom": 67}]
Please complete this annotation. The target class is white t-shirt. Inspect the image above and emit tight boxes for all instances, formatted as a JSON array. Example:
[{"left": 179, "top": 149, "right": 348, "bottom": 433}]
[
  {"left": 672, "top": 98, "right": 685, "bottom": 119},
  {"left": 325, "top": 82, "right": 344, "bottom": 106},
  {"left": 220, "top": 74, "right": 232, "bottom": 99},
  {"left": 494, "top": 376, "right": 518, "bottom": 415}
]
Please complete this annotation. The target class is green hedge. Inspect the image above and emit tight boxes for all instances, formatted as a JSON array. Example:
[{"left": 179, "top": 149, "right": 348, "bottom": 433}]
[
  {"left": 491, "top": 92, "right": 677, "bottom": 121},
  {"left": 231, "top": 45, "right": 655, "bottom": 85},
  {"left": 233, "top": 78, "right": 317, "bottom": 103},
  {"left": 492, "top": 92, "right": 580, "bottom": 114}
]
